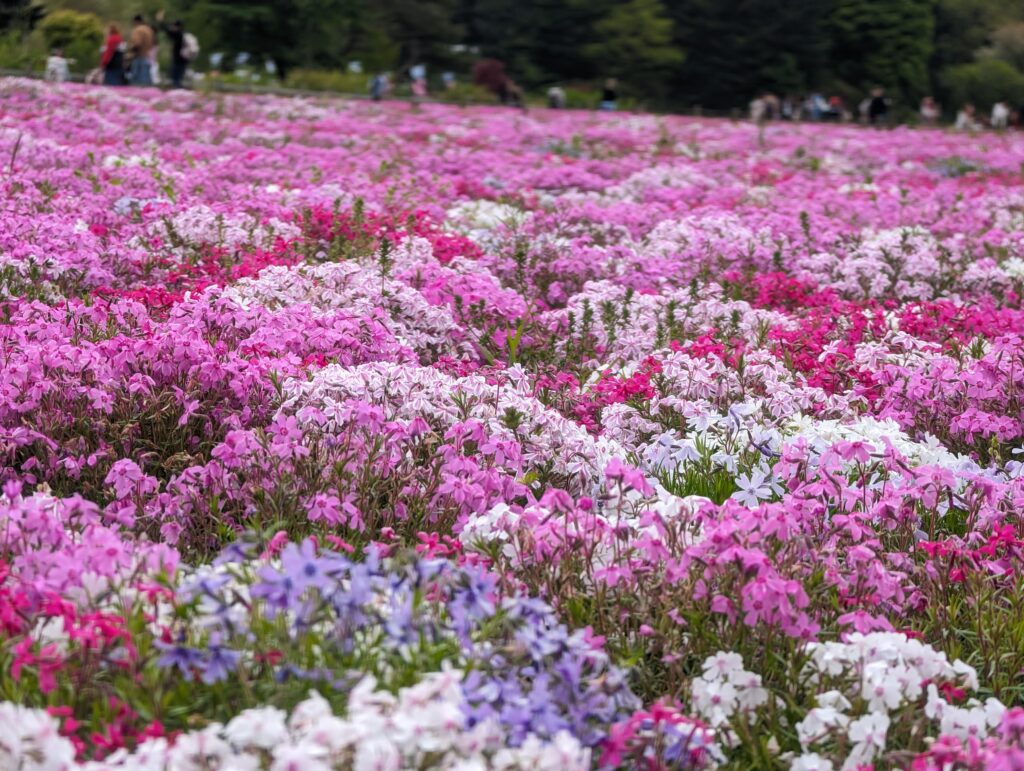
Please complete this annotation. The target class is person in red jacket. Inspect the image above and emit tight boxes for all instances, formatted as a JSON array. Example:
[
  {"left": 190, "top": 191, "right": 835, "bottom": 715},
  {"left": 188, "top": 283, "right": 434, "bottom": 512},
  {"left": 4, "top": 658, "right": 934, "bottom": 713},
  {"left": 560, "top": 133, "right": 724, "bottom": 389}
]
[{"left": 100, "top": 24, "right": 125, "bottom": 86}]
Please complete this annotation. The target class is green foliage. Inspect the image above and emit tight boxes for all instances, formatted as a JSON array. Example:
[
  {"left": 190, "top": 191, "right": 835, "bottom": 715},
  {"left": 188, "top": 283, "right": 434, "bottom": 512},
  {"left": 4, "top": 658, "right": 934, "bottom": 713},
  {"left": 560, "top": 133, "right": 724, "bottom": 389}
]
[
  {"left": 666, "top": 0, "right": 836, "bottom": 108},
  {"left": 981, "top": 21, "right": 1024, "bottom": 70},
  {"left": 585, "top": 0, "right": 682, "bottom": 85},
  {"left": 0, "top": 29, "right": 45, "bottom": 70},
  {"left": 38, "top": 8, "right": 102, "bottom": 71},
  {"left": 283, "top": 67, "right": 371, "bottom": 93},
  {"left": 942, "top": 57, "right": 1024, "bottom": 111},
  {"left": 831, "top": 0, "right": 937, "bottom": 104},
  {"left": 29, "top": 0, "right": 1024, "bottom": 112},
  {"left": 1, "top": 1, "right": 44, "bottom": 34}
]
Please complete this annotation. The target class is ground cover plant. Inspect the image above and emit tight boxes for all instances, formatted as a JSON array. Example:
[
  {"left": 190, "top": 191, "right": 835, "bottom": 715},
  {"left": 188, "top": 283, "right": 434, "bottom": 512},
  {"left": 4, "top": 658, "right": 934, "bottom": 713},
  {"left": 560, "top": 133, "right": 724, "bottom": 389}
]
[{"left": 1, "top": 77, "right": 1024, "bottom": 769}]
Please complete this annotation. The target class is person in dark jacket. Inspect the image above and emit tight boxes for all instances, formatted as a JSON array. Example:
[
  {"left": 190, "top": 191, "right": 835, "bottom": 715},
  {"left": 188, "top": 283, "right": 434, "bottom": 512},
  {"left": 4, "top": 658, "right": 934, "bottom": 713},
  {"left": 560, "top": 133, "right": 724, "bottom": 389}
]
[
  {"left": 155, "top": 10, "right": 186, "bottom": 88},
  {"left": 868, "top": 87, "right": 889, "bottom": 125}
]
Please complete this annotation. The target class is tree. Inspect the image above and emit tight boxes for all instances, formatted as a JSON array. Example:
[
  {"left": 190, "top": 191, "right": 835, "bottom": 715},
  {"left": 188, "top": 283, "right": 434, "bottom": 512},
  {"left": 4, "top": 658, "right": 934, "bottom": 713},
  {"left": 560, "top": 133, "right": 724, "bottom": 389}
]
[
  {"left": 39, "top": 9, "right": 103, "bottom": 70},
  {"left": 376, "top": 0, "right": 463, "bottom": 73},
  {"left": 831, "top": 0, "right": 937, "bottom": 106},
  {"left": 585, "top": 0, "right": 682, "bottom": 86},
  {"left": 980, "top": 22, "right": 1024, "bottom": 71},
  {"left": 0, "top": 0, "right": 44, "bottom": 33},
  {"left": 942, "top": 57, "right": 1024, "bottom": 111},
  {"left": 664, "top": 0, "right": 835, "bottom": 108},
  {"left": 178, "top": 0, "right": 393, "bottom": 77}
]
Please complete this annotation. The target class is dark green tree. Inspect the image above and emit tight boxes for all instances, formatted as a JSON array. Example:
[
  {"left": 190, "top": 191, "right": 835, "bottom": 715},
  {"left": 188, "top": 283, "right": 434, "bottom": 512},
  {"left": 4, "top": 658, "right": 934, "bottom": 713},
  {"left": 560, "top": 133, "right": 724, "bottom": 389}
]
[
  {"left": 459, "top": 0, "right": 610, "bottom": 86},
  {"left": 179, "top": 0, "right": 407, "bottom": 77},
  {"left": 0, "top": 0, "right": 45, "bottom": 33},
  {"left": 831, "top": 0, "right": 937, "bottom": 106},
  {"left": 585, "top": 0, "right": 682, "bottom": 88},
  {"left": 376, "top": 0, "right": 464, "bottom": 73},
  {"left": 664, "top": 0, "right": 835, "bottom": 108}
]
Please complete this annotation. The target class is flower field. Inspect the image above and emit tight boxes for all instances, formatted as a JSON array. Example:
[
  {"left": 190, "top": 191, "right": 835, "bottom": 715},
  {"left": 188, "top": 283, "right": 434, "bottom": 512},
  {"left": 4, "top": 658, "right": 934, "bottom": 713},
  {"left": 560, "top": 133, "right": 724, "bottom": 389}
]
[{"left": 2, "top": 77, "right": 1024, "bottom": 769}]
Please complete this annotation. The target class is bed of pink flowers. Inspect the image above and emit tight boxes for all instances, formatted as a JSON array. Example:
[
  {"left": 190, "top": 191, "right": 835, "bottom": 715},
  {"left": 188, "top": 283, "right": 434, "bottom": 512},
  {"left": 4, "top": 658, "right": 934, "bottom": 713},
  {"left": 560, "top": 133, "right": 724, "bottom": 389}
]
[{"left": 1, "top": 76, "right": 1024, "bottom": 769}]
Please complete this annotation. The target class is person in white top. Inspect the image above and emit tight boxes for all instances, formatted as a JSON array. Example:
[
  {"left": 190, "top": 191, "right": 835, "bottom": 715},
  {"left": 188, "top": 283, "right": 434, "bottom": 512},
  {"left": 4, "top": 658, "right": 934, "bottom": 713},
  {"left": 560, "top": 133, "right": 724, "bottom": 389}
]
[
  {"left": 45, "top": 49, "right": 71, "bottom": 83},
  {"left": 919, "top": 96, "right": 940, "bottom": 125},
  {"left": 954, "top": 103, "right": 980, "bottom": 131},
  {"left": 992, "top": 101, "right": 1011, "bottom": 129}
]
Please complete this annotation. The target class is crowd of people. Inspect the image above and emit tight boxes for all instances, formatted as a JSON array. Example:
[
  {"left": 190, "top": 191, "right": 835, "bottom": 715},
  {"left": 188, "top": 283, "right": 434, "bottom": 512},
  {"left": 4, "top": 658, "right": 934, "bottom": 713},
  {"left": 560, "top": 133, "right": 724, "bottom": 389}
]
[
  {"left": 749, "top": 86, "right": 1023, "bottom": 131},
  {"left": 43, "top": 11, "right": 198, "bottom": 89},
  {"left": 37, "top": 34, "right": 1024, "bottom": 131}
]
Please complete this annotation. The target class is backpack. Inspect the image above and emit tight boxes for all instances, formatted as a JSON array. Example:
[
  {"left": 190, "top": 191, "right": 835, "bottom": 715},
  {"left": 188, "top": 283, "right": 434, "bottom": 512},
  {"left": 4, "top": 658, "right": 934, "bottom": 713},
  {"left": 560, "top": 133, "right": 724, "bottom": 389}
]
[{"left": 181, "top": 32, "right": 199, "bottom": 61}]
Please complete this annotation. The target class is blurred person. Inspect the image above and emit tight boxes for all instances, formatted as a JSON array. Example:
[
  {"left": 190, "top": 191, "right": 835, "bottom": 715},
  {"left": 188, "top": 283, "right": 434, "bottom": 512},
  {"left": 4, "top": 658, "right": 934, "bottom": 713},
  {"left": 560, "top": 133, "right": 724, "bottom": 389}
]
[
  {"left": 868, "top": 87, "right": 889, "bottom": 125},
  {"left": 857, "top": 96, "right": 870, "bottom": 123},
  {"left": 992, "top": 100, "right": 1010, "bottom": 129},
  {"left": 506, "top": 80, "right": 526, "bottom": 111},
  {"left": 44, "top": 48, "right": 70, "bottom": 83},
  {"left": 749, "top": 94, "right": 766, "bottom": 122},
  {"left": 369, "top": 72, "right": 390, "bottom": 101},
  {"left": 805, "top": 93, "right": 828, "bottom": 121},
  {"left": 100, "top": 23, "right": 126, "bottom": 86},
  {"left": 599, "top": 78, "right": 617, "bottom": 111},
  {"left": 128, "top": 14, "right": 155, "bottom": 85},
  {"left": 156, "top": 11, "right": 183, "bottom": 88},
  {"left": 919, "top": 96, "right": 940, "bottom": 125},
  {"left": 955, "top": 103, "right": 979, "bottom": 131},
  {"left": 826, "top": 95, "right": 845, "bottom": 121},
  {"left": 547, "top": 85, "right": 566, "bottom": 109}
]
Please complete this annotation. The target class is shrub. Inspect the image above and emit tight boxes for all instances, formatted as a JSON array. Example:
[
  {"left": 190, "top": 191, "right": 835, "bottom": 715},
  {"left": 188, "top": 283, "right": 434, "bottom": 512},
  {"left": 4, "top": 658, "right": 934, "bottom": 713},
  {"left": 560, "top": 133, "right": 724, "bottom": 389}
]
[
  {"left": 38, "top": 9, "right": 102, "bottom": 73},
  {"left": 941, "top": 58, "right": 1024, "bottom": 112}
]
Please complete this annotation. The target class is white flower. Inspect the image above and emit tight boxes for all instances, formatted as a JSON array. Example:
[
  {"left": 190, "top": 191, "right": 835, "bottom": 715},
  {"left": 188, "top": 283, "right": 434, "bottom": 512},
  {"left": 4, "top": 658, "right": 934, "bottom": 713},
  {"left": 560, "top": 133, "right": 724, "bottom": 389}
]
[
  {"left": 846, "top": 712, "right": 889, "bottom": 753},
  {"left": 702, "top": 651, "right": 745, "bottom": 680},
  {"left": 270, "top": 743, "right": 331, "bottom": 771},
  {"left": 797, "top": 707, "right": 849, "bottom": 747},
  {"left": 861, "top": 661, "right": 906, "bottom": 712},
  {"left": 692, "top": 677, "right": 739, "bottom": 726},
  {"left": 791, "top": 753, "right": 835, "bottom": 771},
  {"left": 730, "top": 467, "right": 778, "bottom": 507},
  {"left": 353, "top": 736, "right": 401, "bottom": 771},
  {"left": 224, "top": 706, "right": 289, "bottom": 750}
]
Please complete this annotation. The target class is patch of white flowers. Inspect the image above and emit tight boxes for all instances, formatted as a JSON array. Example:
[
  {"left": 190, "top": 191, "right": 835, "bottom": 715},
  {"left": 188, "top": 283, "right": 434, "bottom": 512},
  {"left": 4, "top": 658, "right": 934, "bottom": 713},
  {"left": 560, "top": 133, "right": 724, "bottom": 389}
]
[
  {"left": 696, "top": 634, "right": 1007, "bottom": 771},
  {"left": 1, "top": 670, "right": 589, "bottom": 771}
]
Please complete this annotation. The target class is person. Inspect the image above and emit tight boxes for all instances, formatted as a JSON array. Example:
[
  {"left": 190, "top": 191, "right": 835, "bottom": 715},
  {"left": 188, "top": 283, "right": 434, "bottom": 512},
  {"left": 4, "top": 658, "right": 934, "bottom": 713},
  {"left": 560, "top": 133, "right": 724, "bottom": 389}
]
[
  {"left": 955, "top": 103, "right": 979, "bottom": 131},
  {"left": 919, "top": 96, "right": 939, "bottom": 125},
  {"left": 992, "top": 100, "right": 1010, "bottom": 129},
  {"left": 100, "top": 24, "right": 126, "bottom": 86},
  {"left": 857, "top": 96, "right": 870, "bottom": 123},
  {"left": 868, "top": 87, "right": 889, "bottom": 125},
  {"left": 826, "top": 95, "right": 845, "bottom": 121},
  {"left": 155, "top": 9, "right": 188, "bottom": 88},
  {"left": 599, "top": 78, "right": 617, "bottom": 111},
  {"left": 505, "top": 80, "right": 526, "bottom": 111},
  {"left": 128, "top": 14, "right": 155, "bottom": 85},
  {"left": 547, "top": 86, "right": 566, "bottom": 109},
  {"left": 369, "top": 73, "right": 390, "bottom": 101},
  {"left": 749, "top": 94, "right": 766, "bottom": 123},
  {"left": 44, "top": 48, "right": 70, "bottom": 83}
]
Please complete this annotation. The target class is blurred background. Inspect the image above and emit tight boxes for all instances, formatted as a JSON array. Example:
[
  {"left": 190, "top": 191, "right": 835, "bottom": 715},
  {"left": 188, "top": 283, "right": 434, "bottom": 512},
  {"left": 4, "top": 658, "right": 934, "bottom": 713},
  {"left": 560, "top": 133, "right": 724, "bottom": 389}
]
[{"left": 4, "top": 0, "right": 1024, "bottom": 120}]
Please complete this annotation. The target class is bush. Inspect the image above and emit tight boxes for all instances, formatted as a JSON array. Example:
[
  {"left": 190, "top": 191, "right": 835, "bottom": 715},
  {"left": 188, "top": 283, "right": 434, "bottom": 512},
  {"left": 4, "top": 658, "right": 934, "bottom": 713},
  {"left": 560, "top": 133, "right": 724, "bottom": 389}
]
[
  {"left": 941, "top": 58, "right": 1024, "bottom": 113},
  {"left": 284, "top": 68, "right": 368, "bottom": 94},
  {"left": 0, "top": 29, "right": 45, "bottom": 72},
  {"left": 38, "top": 9, "right": 102, "bottom": 73}
]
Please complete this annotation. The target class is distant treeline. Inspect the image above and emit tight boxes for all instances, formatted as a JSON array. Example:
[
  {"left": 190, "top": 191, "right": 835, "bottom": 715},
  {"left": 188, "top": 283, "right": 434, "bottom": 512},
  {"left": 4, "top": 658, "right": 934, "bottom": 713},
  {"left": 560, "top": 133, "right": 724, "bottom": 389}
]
[{"left": 7, "top": 0, "right": 1024, "bottom": 114}]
